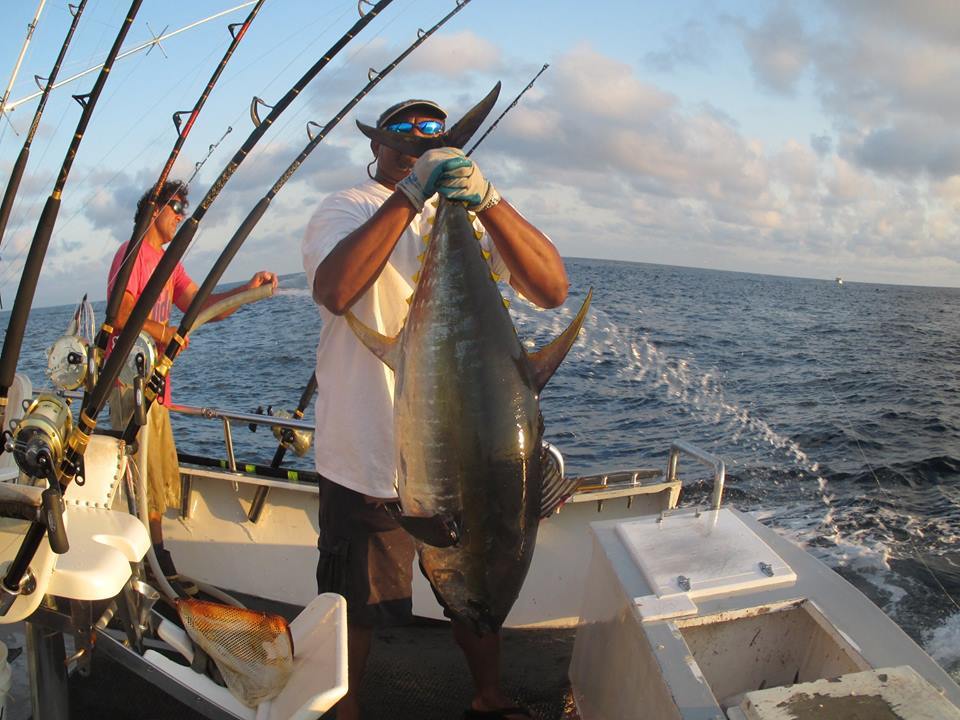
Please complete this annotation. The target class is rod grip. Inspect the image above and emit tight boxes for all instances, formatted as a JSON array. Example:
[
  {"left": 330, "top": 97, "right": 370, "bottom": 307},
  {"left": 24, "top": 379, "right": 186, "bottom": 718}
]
[
  {"left": 0, "top": 146, "right": 29, "bottom": 243},
  {"left": 0, "top": 195, "right": 60, "bottom": 393},
  {"left": 41, "top": 487, "right": 69, "bottom": 555}
]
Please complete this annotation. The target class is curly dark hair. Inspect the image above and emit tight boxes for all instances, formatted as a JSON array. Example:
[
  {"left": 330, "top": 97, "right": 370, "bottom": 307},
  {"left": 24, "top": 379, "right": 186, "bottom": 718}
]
[{"left": 133, "top": 180, "right": 188, "bottom": 227}]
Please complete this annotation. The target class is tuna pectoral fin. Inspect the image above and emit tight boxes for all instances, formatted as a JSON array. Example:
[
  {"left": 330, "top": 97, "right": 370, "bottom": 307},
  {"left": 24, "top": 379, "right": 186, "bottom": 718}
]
[
  {"left": 539, "top": 442, "right": 582, "bottom": 519},
  {"left": 345, "top": 311, "right": 400, "bottom": 371},
  {"left": 398, "top": 513, "right": 461, "bottom": 548},
  {"left": 527, "top": 288, "right": 593, "bottom": 392}
]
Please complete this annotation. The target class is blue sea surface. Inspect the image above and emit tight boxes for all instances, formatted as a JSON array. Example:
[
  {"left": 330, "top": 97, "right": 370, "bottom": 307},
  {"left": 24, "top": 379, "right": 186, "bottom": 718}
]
[{"left": 4, "top": 258, "right": 960, "bottom": 677}]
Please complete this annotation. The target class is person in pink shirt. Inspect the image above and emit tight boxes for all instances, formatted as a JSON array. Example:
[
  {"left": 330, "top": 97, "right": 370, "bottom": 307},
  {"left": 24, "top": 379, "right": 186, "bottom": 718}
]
[{"left": 107, "top": 180, "right": 277, "bottom": 590}]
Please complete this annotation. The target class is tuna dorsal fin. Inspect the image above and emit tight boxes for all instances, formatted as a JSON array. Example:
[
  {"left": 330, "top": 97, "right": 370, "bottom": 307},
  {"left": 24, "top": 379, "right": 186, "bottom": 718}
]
[
  {"left": 527, "top": 288, "right": 593, "bottom": 392},
  {"left": 345, "top": 311, "right": 400, "bottom": 372},
  {"left": 539, "top": 442, "right": 581, "bottom": 519}
]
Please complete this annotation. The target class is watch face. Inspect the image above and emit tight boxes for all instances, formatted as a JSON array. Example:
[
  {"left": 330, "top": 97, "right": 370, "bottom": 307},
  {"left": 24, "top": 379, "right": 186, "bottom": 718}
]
[
  {"left": 46, "top": 335, "right": 89, "bottom": 391},
  {"left": 118, "top": 331, "right": 158, "bottom": 388}
]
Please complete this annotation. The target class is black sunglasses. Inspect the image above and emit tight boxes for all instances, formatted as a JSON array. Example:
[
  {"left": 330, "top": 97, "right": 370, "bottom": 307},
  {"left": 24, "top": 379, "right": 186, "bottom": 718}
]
[{"left": 169, "top": 198, "right": 188, "bottom": 215}]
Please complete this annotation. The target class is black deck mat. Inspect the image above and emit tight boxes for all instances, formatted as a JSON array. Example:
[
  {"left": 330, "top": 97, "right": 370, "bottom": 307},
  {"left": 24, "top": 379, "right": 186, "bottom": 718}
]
[{"left": 66, "top": 621, "right": 581, "bottom": 720}]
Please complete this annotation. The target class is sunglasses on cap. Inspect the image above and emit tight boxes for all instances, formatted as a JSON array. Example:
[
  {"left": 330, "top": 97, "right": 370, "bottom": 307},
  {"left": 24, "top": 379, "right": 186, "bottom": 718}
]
[
  {"left": 169, "top": 198, "right": 188, "bottom": 215},
  {"left": 385, "top": 119, "right": 444, "bottom": 136}
]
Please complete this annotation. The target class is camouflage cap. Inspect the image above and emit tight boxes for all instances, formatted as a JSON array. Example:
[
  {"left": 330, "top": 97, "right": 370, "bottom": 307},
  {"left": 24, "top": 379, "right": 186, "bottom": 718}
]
[{"left": 376, "top": 99, "right": 447, "bottom": 128}]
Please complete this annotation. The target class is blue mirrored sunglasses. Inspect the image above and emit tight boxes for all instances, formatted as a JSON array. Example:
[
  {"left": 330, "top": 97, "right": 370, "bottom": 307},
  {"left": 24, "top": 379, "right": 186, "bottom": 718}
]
[{"left": 385, "top": 120, "right": 444, "bottom": 136}]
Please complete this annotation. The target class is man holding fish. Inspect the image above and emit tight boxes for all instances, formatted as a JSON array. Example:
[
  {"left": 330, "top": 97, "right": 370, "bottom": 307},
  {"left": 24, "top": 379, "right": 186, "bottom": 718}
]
[{"left": 302, "top": 95, "right": 568, "bottom": 720}]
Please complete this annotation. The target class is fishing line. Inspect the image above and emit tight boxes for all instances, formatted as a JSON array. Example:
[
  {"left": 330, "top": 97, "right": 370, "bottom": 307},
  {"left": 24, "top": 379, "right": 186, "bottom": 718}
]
[
  {"left": 0, "top": 4, "right": 352, "bottom": 299},
  {"left": 823, "top": 373, "right": 960, "bottom": 612},
  {"left": 2, "top": 15, "right": 248, "bottom": 293},
  {"left": 176, "top": 0, "right": 417, "bottom": 273},
  {"left": 0, "top": 70, "right": 191, "bottom": 289},
  {"left": 250, "top": 0, "right": 417, "bottom": 163}
]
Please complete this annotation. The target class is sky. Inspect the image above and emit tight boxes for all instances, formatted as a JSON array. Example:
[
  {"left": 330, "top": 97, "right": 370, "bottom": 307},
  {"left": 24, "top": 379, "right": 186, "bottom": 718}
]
[{"left": 1, "top": 0, "right": 959, "bottom": 308}]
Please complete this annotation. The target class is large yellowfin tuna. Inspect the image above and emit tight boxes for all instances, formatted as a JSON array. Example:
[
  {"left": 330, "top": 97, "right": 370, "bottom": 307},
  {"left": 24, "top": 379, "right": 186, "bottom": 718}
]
[
  {"left": 347, "top": 194, "right": 591, "bottom": 634},
  {"left": 349, "top": 84, "right": 591, "bottom": 632}
]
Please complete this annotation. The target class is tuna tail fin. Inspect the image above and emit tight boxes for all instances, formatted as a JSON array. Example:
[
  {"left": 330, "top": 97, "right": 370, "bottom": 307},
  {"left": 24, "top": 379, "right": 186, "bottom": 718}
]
[
  {"left": 539, "top": 442, "right": 581, "bottom": 519},
  {"left": 345, "top": 311, "right": 400, "bottom": 372},
  {"left": 527, "top": 288, "right": 593, "bottom": 392}
]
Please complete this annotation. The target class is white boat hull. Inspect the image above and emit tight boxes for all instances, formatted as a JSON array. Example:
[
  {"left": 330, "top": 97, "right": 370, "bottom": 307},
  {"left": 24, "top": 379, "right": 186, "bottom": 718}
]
[{"left": 163, "top": 464, "right": 681, "bottom": 628}]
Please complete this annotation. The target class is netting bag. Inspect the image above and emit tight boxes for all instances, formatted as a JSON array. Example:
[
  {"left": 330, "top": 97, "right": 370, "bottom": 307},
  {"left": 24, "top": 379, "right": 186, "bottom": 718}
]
[{"left": 176, "top": 598, "right": 295, "bottom": 708}]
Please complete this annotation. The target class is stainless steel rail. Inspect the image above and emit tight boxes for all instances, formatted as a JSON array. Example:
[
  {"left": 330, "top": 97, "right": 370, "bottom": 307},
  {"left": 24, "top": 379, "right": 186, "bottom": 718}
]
[
  {"left": 167, "top": 402, "right": 313, "bottom": 431},
  {"left": 666, "top": 439, "right": 725, "bottom": 509},
  {"left": 67, "top": 390, "right": 725, "bottom": 510}
]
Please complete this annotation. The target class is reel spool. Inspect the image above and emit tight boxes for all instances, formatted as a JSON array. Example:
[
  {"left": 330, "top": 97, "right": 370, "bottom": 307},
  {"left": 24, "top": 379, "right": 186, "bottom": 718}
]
[
  {"left": 5, "top": 395, "right": 73, "bottom": 481},
  {"left": 118, "top": 331, "right": 157, "bottom": 387},
  {"left": 45, "top": 335, "right": 89, "bottom": 391}
]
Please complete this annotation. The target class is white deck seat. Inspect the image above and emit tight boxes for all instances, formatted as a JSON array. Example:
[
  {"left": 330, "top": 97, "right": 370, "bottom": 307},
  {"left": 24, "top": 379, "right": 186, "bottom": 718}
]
[
  {"left": 144, "top": 593, "right": 348, "bottom": 720},
  {"left": 48, "top": 506, "right": 149, "bottom": 600},
  {"left": 64, "top": 433, "right": 127, "bottom": 509}
]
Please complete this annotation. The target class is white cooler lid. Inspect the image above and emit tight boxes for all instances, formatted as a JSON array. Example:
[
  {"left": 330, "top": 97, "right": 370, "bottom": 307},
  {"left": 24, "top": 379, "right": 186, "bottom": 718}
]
[{"left": 614, "top": 508, "right": 796, "bottom": 621}]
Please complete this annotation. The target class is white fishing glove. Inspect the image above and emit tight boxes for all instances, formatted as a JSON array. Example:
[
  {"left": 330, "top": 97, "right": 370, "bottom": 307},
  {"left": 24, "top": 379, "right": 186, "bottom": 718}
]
[
  {"left": 396, "top": 148, "right": 472, "bottom": 212},
  {"left": 436, "top": 155, "right": 501, "bottom": 212}
]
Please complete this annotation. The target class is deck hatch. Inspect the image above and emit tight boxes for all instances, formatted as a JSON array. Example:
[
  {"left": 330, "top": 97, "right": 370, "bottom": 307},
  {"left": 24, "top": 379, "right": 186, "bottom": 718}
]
[{"left": 615, "top": 508, "right": 797, "bottom": 621}]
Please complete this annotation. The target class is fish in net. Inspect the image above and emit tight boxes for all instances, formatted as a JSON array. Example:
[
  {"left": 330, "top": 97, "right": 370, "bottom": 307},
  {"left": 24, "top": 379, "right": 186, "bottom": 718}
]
[{"left": 176, "top": 598, "right": 294, "bottom": 708}]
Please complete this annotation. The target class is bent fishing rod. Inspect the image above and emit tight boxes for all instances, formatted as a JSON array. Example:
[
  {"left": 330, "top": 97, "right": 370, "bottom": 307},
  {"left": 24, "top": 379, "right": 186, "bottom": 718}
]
[
  {"left": 118, "top": 0, "right": 475, "bottom": 452},
  {"left": 0, "top": 0, "right": 145, "bottom": 611},
  {"left": 95, "top": 0, "right": 267, "bottom": 371},
  {"left": 0, "top": 2, "right": 88, "bottom": 252},
  {"left": 65, "top": 0, "right": 396, "bottom": 485},
  {"left": 0, "top": 0, "right": 143, "bottom": 406},
  {"left": 0, "top": 0, "right": 394, "bottom": 613},
  {"left": 466, "top": 62, "right": 548, "bottom": 156},
  {"left": 4, "top": 2, "right": 259, "bottom": 114}
]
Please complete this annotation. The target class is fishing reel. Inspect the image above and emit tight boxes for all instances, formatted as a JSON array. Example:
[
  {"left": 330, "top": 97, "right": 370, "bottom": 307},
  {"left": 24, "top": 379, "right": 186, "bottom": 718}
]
[
  {"left": 46, "top": 334, "right": 92, "bottom": 391},
  {"left": 118, "top": 330, "right": 158, "bottom": 388},
  {"left": 270, "top": 409, "right": 313, "bottom": 457},
  {"left": 249, "top": 406, "right": 313, "bottom": 457},
  {"left": 4, "top": 394, "right": 72, "bottom": 482},
  {"left": 45, "top": 294, "right": 99, "bottom": 392}
]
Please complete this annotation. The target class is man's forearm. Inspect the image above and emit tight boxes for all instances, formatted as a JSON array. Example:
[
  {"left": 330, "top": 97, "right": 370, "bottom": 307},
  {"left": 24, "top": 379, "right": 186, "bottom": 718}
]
[
  {"left": 479, "top": 199, "right": 568, "bottom": 309},
  {"left": 312, "top": 191, "right": 417, "bottom": 315}
]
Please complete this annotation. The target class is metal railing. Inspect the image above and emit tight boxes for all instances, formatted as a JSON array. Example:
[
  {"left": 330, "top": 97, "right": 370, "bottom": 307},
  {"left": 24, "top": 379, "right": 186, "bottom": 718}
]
[
  {"left": 68, "top": 391, "right": 726, "bottom": 510},
  {"left": 666, "top": 439, "right": 725, "bottom": 509}
]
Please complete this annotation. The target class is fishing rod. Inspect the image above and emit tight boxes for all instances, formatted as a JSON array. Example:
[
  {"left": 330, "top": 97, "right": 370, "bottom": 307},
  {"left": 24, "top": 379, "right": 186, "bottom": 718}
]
[
  {"left": 0, "top": 0, "right": 145, "bottom": 613},
  {"left": 247, "top": 372, "right": 317, "bottom": 522},
  {"left": 0, "top": 2, "right": 88, "bottom": 252},
  {"left": 95, "top": 0, "right": 267, "bottom": 376},
  {"left": 466, "top": 62, "right": 548, "bottom": 157},
  {"left": 4, "top": 2, "right": 259, "bottom": 115},
  {"left": 0, "top": 0, "right": 48, "bottom": 122},
  {"left": 117, "top": 0, "right": 474, "bottom": 453},
  {"left": 62, "top": 0, "right": 396, "bottom": 492},
  {"left": 187, "top": 125, "right": 232, "bottom": 185}
]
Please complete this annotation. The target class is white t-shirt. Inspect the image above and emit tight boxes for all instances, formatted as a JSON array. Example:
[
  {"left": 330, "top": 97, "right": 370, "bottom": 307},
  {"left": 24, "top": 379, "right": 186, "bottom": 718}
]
[{"left": 301, "top": 180, "right": 509, "bottom": 498}]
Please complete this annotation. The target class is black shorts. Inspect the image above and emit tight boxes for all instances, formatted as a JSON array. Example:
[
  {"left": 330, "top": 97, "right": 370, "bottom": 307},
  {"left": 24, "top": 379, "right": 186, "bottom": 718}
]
[{"left": 316, "top": 477, "right": 416, "bottom": 628}]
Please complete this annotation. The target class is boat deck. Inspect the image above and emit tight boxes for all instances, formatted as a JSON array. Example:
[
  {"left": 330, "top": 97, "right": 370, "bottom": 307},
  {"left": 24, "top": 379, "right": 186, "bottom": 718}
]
[{"left": 66, "top": 615, "right": 580, "bottom": 720}]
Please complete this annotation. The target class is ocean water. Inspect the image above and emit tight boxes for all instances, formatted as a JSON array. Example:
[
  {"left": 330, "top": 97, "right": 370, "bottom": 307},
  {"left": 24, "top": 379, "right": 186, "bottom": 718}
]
[{"left": 4, "top": 257, "right": 960, "bottom": 681}]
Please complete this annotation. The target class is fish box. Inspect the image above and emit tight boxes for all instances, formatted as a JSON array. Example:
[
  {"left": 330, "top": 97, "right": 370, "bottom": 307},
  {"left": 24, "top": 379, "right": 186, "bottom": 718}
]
[{"left": 569, "top": 507, "right": 960, "bottom": 719}]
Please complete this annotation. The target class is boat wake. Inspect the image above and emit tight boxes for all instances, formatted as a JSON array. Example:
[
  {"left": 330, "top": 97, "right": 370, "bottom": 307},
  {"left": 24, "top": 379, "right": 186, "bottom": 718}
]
[{"left": 508, "top": 288, "right": 960, "bottom": 679}]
